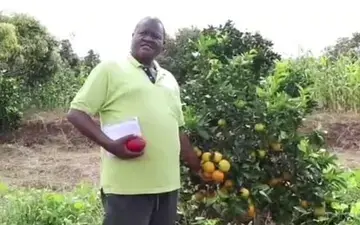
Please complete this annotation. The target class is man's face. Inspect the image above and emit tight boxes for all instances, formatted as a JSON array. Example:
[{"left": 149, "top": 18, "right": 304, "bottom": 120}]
[{"left": 131, "top": 20, "right": 164, "bottom": 64}]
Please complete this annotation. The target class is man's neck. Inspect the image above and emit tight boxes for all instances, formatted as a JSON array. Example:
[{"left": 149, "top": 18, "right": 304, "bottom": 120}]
[{"left": 131, "top": 52, "right": 154, "bottom": 68}]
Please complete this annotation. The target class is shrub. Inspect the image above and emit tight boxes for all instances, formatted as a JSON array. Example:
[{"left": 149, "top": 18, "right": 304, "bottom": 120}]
[
  {"left": 0, "top": 76, "right": 23, "bottom": 133},
  {"left": 179, "top": 33, "right": 353, "bottom": 224},
  {"left": 0, "top": 183, "right": 102, "bottom": 225}
]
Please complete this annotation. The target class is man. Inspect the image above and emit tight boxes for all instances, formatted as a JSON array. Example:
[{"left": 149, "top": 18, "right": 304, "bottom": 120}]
[{"left": 67, "top": 16, "right": 201, "bottom": 225}]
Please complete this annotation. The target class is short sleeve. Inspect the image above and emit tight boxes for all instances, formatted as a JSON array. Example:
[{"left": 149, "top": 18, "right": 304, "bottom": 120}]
[
  {"left": 69, "top": 62, "right": 109, "bottom": 116},
  {"left": 174, "top": 84, "right": 185, "bottom": 127}
]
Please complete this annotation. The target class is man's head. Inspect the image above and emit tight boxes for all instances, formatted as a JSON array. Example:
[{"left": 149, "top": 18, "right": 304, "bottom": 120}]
[{"left": 131, "top": 17, "right": 165, "bottom": 66}]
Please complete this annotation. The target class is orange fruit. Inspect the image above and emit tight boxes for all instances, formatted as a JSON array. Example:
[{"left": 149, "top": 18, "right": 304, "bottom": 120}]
[
  {"left": 224, "top": 180, "right": 234, "bottom": 189},
  {"left": 240, "top": 187, "right": 250, "bottom": 199},
  {"left": 201, "top": 152, "right": 212, "bottom": 162},
  {"left": 270, "top": 142, "right": 283, "bottom": 151},
  {"left": 212, "top": 170, "right": 225, "bottom": 183},
  {"left": 213, "top": 151, "right": 223, "bottom": 163},
  {"left": 202, "top": 171, "right": 213, "bottom": 181},
  {"left": 202, "top": 161, "right": 215, "bottom": 173},
  {"left": 300, "top": 200, "right": 309, "bottom": 208},
  {"left": 194, "top": 147, "right": 202, "bottom": 157},
  {"left": 218, "top": 159, "right": 231, "bottom": 172},
  {"left": 257, "top": 149, "right": 267, "bottom": 159},
  {"left": 268, "top": 178, "right": 282, "bottom": 187},
  {"left": 194, "top": 191, "right": 205, "bottom": 202},
  {"left": 254, "top": 123, "right": 265, "bottom": 132},
  {"left": 218, "top": 119, "right": 226, "bottom": 127},
  {"left": 314, "top": 205, "right": 326, "bottom": 217},
  {"left": 248, "top": 205, "right": 256, "bottom": 218}
]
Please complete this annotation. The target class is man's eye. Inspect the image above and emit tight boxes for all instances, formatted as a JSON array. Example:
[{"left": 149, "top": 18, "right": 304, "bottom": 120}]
[{"left": 152, "top": 34, "right": 161, "bottom": 39}]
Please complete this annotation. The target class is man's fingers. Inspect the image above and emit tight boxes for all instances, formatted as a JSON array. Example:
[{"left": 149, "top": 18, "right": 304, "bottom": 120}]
[{"left": 122, "top": 149, "right": 144, "bottom": 158}]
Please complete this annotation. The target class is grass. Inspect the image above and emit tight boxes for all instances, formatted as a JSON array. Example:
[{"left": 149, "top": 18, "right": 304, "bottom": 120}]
[
  {"left": 0, "top": 170, "right": 359, "bottom": 225},
  {"left": 0, "top": 183, "right": 103, "bottom": 225}
]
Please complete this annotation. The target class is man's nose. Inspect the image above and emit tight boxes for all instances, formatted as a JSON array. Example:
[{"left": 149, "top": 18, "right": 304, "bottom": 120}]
[{"left": 143, "top": 35, "right": 154, "bottom": 42}]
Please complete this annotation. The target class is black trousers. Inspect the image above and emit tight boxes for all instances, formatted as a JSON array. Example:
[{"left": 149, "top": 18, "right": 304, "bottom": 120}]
[{"left": 100, "top": 188, "right": 179, "bottom": 225}]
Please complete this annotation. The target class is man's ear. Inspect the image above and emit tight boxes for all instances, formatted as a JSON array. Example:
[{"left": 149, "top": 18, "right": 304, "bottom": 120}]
[{"left": 132, "top": 33, "right": 134, "bottom": 37}]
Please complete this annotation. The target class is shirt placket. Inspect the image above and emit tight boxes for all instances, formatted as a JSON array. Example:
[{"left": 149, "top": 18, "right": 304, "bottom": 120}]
[{"left": 142, "top": 67, "right": 157, "bottom": 84}]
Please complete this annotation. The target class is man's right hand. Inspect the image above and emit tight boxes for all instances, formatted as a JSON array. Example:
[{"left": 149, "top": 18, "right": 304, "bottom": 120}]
[
  {"left": 67, "top": 109, "right": 144, "bottom": 159},
  {"left": 105, "top": 134, "right": 144, "bottom": 159}
]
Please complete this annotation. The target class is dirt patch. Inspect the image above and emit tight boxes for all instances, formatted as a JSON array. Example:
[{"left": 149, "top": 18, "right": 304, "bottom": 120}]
[
  {"left": 0, "top": 111, "right": 360, "bottom": 190},
  {"left": 0, "top": 111, "right": 98, "bottom": 148},
  {"left": 0, "top": 143, "right": 100, "bottom": 190},
  {"left": 0, "top": 112, "right": 100, "bottom": 190},
  {"left": 301, "top": 112, "right": 360, "bottom": 168}
]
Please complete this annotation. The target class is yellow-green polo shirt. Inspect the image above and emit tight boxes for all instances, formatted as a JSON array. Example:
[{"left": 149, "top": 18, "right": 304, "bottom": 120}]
[{"left": 69, "top": 55, "right": 184, "bottom": 195}]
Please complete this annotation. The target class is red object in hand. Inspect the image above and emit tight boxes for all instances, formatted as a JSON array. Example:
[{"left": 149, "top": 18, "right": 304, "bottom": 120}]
[{"left": 126, "top": 137, "right": 146, "bottom": 152}]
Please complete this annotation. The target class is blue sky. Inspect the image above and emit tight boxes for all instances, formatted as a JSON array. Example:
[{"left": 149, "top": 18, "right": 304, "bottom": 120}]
[{"left": 1, "top": 0, "right": 360, "bottom": 60}]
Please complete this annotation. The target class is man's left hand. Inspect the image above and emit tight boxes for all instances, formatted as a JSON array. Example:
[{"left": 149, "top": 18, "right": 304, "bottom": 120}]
[{"left": 179, "top": 132, "right": 201, "bottom": 173}]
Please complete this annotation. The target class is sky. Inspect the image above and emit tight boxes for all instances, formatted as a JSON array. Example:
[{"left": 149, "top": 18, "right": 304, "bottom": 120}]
[{"left": 1, "top": 0, "right": 360, "bottom": 60}]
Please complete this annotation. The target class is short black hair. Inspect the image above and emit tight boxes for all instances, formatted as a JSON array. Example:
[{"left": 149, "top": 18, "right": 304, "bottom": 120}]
[{"left": 134, "top": 16, "right": 166, "bottom": 39}]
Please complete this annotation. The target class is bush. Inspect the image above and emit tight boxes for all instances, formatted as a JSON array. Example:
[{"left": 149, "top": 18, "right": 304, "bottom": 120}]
[
  {"left": 0, "top": 184, "right": 102, "bottom": 225},
  {"left": 0, "top": 76, "right": 23, "bottom": 133},
  {"left": 179, "top": 33, "right": 355, "bottom": 224}
]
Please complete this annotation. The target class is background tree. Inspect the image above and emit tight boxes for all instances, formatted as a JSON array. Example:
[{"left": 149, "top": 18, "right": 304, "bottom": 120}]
[
  {"left": 324, "top": 32, "right": 360, "bottom": 60},
  {"left": 0, "top": 12, "right": 61, "bottom": 85}
]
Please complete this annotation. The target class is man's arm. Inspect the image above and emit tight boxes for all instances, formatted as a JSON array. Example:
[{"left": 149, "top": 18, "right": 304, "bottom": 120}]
[
  {"left": 67, "top": 62, "right": 111, "bottom": 148},
  {"left": 179, "top": 130, "right": 201, "bottom": 173},
  {"left": 67, "top": 109, "right": 113, "bottom": 149},
  {"left": 67, "top": 62, "right": 142, "bottom": 158}
]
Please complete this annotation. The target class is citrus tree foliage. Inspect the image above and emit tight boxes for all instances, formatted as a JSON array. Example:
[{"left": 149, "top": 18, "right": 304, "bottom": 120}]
[
  {"left": 157, "top": 20, "right": 281, "bottom": 85},
  {"left": 0, "top": 12, "right": 61, "bottom": 85},
  {"left": 157, "top": 27, "right": 201, "bottom": 85},
  {"left": 180, "top": 34, "right": 350, "bottom": 224}
]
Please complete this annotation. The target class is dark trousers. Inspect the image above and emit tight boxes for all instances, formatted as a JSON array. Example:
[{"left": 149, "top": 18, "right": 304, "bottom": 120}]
[{"left": 100, "top": 188, "right": 179, "bottom": 225}]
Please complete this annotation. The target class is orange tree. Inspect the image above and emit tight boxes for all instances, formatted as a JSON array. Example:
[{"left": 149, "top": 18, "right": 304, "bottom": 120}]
[{"left": 179, "top": 33, "right": 350, "bottom": 225}]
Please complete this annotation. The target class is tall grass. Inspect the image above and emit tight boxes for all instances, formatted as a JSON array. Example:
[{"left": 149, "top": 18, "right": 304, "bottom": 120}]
[{"left": 300, "top": 56, "right": 360, "bottom": 112}]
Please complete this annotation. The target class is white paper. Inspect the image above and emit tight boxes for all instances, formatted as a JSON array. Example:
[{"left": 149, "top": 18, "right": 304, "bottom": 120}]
[{"left": 101, "top": 117, "right": 142, "bottom": 157}]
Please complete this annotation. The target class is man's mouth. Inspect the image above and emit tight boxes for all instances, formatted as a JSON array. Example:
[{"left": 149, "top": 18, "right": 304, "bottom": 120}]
[{"left": 140, "top": 43, "right": 154, "bottom": 50}]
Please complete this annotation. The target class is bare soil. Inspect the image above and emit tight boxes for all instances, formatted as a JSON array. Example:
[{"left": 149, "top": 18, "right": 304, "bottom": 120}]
[{"left": 0, "top": 111, "right": 359, "bottom": 190}]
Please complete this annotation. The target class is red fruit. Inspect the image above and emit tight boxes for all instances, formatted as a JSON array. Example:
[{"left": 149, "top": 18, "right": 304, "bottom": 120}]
[{"left": 126, "top": 137, "right": 146, "bottom": 152}]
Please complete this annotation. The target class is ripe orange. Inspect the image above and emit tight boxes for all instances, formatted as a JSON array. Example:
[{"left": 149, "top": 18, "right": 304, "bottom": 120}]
[
  {"left": 218, "top": 159, "right": 231, "bottom": 172},
  {"left": 248, "top": 205, "right": 256, "bottom": 218},
  {"left": 213, "top": 151, "right": 223, "bottom": 163},
  {"left": 201, "top": 171, "right": 213, "bottom": 182},
  {"left": 202, "top": 161, "right": 215, "bottom": 173},
  {"left": 212, "top": 170, "right": 225, "bottom": 183},
  {"left": 201, "top": 152, "right": 212, "bottom": 162}
]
